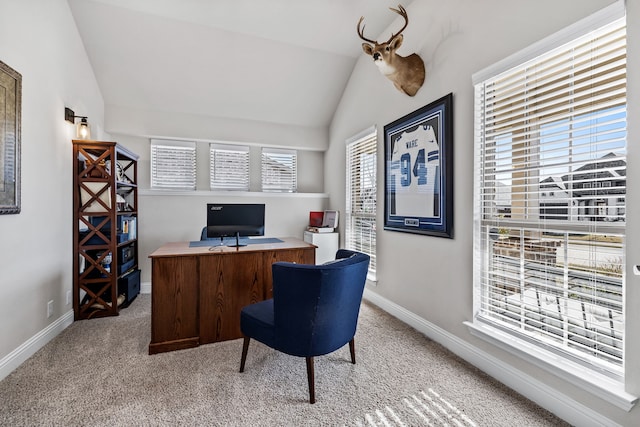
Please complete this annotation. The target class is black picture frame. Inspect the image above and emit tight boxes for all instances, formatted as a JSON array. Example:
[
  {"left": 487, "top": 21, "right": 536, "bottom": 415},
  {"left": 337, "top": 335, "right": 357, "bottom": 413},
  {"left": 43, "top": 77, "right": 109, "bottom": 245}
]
[
  {"left": 384, "top": 93, "right": 453, "bottom": 238},
  {"left": 0, "top": 60, "right": 22, "bottom": 215}
]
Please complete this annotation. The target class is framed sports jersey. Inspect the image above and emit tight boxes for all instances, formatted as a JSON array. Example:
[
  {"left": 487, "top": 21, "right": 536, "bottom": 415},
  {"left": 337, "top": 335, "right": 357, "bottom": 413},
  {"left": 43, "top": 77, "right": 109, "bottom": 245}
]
[{"left": 384, "top": 93, "right": 453, "bottom": 238}]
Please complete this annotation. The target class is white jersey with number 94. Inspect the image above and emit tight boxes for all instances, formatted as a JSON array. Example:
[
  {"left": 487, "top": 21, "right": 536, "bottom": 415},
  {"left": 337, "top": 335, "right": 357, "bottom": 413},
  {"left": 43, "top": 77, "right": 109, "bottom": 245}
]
[{"left": 390, "top": 124, "right": 440, "bottom": 218}]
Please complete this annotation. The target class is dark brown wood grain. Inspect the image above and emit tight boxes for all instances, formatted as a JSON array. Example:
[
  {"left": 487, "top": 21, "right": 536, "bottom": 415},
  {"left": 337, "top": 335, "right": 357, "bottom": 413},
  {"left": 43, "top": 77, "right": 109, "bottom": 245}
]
[
  {"left": 148, "top": 239, "right": 316, "bottom": 354},
  {"left": 72, "top": 140, "right": 140, "bottom": 320},
  {"left": 150, "top": 255, "right": 199, "bottom": 352},
  {"left": 200, "top": 252, "right": 263, "bottom": 343},
  {"left": 262, "top": 248, "right": 315, "bottom": 299}
]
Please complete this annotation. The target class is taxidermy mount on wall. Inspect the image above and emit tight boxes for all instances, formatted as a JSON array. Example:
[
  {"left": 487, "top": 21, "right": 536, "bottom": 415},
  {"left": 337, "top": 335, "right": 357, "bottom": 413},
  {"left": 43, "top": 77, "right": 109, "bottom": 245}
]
[{"left": 357, "top": 5, "right": 425, "bottom": 97}]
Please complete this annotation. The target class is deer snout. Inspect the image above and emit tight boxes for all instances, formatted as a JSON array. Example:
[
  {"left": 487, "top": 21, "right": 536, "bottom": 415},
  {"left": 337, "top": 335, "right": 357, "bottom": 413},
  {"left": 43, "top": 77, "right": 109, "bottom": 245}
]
[{"left": 373, "top": 52, "right": 381, "bottom": 61}]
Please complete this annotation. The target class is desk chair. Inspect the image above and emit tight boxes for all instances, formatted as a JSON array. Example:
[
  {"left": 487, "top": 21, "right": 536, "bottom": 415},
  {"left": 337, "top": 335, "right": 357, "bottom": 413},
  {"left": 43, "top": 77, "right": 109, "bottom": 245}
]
[
  {"left": 200, "top": 227, "right": 211, "bottom": 240},
  {"left": 239, "top": 249, "right": 370, "bottom": 403}
]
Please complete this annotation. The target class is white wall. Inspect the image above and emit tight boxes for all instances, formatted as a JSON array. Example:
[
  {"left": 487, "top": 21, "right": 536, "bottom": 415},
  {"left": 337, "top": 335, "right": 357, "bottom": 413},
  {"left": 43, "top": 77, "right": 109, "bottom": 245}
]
[
  {"left": 327, "top": 0, "right": 640, "bottom": 425},
  {"left": 135, "top": 191, "right": 328, "bottom": 283},
  {"left": 116, "top": 134, "right": 325, "bottom": 194},
  {"left": 2, "top": 0, "right": 639, "bottom": 424},
  {"left": 106, "top": 106, "right": 329, "bottom": 152},
  {"left": 0, "top": 0, "right": 330, "bottom": 378},
  {"left": 114, "top": 131, "right": 329, "bottom": 284},
  {"left": 0, "top": 0, "right": 106, "bottom": 362}
]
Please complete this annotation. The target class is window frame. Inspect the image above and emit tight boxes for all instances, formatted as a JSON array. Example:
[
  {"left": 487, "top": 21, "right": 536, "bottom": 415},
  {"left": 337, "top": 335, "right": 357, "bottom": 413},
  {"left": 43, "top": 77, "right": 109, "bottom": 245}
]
[
  {"left": 469, "top": 1, "right": 635, "bottom": 410},
  {"left": 345, "top": 126, "right": 378, "bottom": 281},
  {"left": 150, "top": 139, "right": 197, "bottom": 190},
  {"left": 261, "top": 148, "right": 297, "bottom": 192},
  {"left": 209, "top": 143, "right": 250, "bottom": 191}
]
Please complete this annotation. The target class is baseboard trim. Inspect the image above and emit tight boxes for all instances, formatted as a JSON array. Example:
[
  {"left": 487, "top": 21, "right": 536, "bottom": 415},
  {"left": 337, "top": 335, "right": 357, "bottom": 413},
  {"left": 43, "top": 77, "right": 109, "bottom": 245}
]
[
  {"left": 0, "top": 286, "right": 619, "bottom": 425},
  {"left": 0, "top": 310, "right": 74, "bottom": 382},
  {"left": 141, "top": 281, "right": 152, "bottom": 294},
  {"left": 362, "top": 289, "right": 619, "bottom": 427}
]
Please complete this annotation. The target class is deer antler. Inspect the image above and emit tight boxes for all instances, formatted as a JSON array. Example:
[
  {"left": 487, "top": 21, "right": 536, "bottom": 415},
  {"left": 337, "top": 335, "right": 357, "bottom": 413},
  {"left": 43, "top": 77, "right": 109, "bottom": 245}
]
[
  {"left": 357, "top": 16, "right": 377, "bottom": 44},
  {"left": 355, "top": 4, "right": 425, "bottom": 96},
  {"left": 386, "top": 5, "right": 409, "bottom": 44}
]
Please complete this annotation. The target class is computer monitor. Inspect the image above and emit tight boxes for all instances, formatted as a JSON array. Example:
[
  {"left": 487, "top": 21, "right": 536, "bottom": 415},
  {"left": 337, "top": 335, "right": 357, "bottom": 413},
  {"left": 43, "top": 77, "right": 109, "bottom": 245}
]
[{"left": 206, "top": 203, "right": 265, "bottom": 247}]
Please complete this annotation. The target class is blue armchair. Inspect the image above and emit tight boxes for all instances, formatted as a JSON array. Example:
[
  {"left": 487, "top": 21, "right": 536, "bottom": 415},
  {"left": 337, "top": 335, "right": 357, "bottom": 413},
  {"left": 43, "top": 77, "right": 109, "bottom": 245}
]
[{"left": 239, "top": 249, "right": 370, "bottom": 403}]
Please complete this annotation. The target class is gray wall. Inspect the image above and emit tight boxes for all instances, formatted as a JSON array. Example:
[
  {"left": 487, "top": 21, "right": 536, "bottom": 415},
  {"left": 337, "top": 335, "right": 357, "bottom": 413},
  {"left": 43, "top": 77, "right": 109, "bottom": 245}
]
[
  {"left": 326, "top": 0, "right": 640, "bottom": 425},
  {"left": 0, "top": 0, "right": 107, "bottom": 360},
  {"left": 0, "top": 0, "right": 329, "bottom": 374},
  {"left": 115, "top": 131, "right": 328, "bottom": 285},
  {"left": 2, "top": 0, "right": 639, "bottom": 425}
]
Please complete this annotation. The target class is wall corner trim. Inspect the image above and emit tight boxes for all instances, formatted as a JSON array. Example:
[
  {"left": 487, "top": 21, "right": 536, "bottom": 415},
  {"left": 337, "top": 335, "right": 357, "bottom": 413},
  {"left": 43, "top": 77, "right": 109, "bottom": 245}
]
[
  {"left": 141, "top": 281, "right": 152, "bottom": 294},
  {"left": 0, "top": 310, "right": 74, "bottom": 382}
]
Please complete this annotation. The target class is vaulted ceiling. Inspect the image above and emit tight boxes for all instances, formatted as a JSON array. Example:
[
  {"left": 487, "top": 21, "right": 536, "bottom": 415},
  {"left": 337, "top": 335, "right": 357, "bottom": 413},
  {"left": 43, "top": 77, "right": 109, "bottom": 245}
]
[{"left": 67, "top": 0, "right": 413, "bottom": 129}]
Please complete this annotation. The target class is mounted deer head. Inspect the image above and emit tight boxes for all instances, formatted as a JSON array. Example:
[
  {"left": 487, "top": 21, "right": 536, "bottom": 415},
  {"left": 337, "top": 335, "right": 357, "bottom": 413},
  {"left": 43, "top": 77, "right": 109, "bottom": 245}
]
[{"left": 357, "top": 5, "right": 425, "bottom": 97}]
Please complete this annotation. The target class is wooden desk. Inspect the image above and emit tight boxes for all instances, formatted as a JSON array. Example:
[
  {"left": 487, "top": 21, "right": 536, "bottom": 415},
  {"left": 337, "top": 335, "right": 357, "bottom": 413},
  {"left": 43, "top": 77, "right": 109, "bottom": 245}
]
[{"left": 148, "top": 237, "right": 316, "bottom": 354}]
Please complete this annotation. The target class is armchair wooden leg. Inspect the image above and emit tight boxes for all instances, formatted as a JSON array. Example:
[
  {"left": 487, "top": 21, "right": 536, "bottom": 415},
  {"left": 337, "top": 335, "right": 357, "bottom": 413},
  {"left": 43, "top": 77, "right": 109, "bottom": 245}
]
[
  {"left": 349, "top": 338, "right": 356, "bottom": 364},
  {"left": 239, "top": 336, "right": 250, "bottom": 373},
  {"left": 306, "top": 357, "right": 316, "bottom": 404}
]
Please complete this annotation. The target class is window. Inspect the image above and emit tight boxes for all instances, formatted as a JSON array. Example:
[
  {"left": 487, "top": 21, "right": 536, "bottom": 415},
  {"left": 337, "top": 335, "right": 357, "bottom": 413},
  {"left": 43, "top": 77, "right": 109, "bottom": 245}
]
[
  {"left": 150, "top": 139, "right": 196, "bottom": 190},
  {"left": 210, "top": 143, "right": 250, "bottom": 191},
  {"left": 261, "top": 148, "right": 297, "bottom": 192},
  {"left": 346, "top": 127, "right": 377, "bottom": 280},
  {"left": 473, "top": 5, "right": 626, "bottom": 385}
]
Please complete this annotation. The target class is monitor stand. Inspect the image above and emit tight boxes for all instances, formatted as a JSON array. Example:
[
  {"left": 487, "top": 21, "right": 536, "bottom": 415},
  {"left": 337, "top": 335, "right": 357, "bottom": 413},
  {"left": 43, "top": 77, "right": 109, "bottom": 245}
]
[{"left": 226, "top": 232, "right": 246, "bottom": 248}]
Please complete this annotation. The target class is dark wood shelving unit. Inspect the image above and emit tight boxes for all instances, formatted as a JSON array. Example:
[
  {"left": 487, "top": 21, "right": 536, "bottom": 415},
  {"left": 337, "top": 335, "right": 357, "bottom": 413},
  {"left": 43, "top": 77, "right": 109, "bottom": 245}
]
[{"left": 72, "top": 140, "right": 140, "bottom": 320}]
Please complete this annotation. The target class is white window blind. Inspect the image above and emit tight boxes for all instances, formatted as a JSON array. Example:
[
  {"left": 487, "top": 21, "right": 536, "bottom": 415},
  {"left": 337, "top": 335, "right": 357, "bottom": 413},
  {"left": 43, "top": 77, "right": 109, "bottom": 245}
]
[
  {"left": 210, "top": 143, "right": 250, "bottom": 191},
  {"left": 150, "top": 140, "right": 197, "bottom": 190},
  {"left": 261, "top": 148, "right": 297, "bottom": 192},
  {"left": 473, "top": 13, "right": 626, "bottom": 376},
  {"left": 346, "top": 127, "right": 377, "bottom": 279}
]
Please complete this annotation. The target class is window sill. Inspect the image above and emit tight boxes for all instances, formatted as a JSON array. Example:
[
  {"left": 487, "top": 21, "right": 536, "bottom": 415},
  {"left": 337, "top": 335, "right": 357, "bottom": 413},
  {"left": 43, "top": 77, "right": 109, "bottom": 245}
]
[
  {"left": 140, "top": 189, "right": 329, "bottom": 198},
  {"left": 465, "top": 320, "right": 638, "bottom": 411}
]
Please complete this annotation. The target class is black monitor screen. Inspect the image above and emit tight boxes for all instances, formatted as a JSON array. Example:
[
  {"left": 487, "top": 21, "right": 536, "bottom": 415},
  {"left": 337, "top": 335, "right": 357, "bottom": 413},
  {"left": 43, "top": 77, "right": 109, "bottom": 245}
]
[{"left": 206, "top": 203, "right": 265, "bottom": 240}]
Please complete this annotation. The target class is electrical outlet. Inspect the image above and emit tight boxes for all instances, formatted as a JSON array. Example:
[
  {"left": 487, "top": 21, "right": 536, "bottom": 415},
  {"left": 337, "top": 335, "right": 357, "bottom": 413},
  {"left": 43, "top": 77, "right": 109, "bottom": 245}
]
[
  {"left": 66, "top": 290, "right": 72, "bottom": 305},
  {"left": 47, "top": 300, "right": 54, "bottom": 318}
]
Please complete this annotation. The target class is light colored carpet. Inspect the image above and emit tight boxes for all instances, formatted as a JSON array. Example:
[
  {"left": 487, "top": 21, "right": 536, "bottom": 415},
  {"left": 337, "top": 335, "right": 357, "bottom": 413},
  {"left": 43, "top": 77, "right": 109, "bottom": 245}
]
[{"left": 0, "top": 295, "right": 568, "bottom": 426}]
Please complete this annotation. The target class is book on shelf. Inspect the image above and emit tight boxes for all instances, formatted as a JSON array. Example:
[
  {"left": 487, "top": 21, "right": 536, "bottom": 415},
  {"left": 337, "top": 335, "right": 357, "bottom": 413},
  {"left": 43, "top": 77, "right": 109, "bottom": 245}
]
[{"left": 120, "top": 216, "right": 137, "bottom": 241}]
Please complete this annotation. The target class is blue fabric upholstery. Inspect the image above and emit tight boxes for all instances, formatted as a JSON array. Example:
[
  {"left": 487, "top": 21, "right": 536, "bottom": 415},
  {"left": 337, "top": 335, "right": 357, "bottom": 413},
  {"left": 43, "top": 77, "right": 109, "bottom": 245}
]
[
  {"left": 200, "top": 227, "right": 212, "bottom": 240},
  {"left": 239, "top": 249, "right": 370, "bottom": 403},
  {"left": 240, "top": 300, "right": 275, "bottom": 348}
]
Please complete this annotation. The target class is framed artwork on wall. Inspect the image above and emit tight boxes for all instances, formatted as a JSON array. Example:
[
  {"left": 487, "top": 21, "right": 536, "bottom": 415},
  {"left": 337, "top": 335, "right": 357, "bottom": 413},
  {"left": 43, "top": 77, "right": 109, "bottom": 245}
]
[
  {"left": 0, "top": 60, "right": 22, "bottom": 215},
  {"left": 384, "top": 93, "right": 453, "bottom": 238}
]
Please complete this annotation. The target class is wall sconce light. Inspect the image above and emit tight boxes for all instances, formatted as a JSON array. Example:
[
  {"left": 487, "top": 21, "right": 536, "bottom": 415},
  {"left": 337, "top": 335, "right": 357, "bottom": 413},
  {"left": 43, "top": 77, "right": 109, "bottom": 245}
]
[{"left": 64, "top": 107, "right": 91, "bottom": 140}]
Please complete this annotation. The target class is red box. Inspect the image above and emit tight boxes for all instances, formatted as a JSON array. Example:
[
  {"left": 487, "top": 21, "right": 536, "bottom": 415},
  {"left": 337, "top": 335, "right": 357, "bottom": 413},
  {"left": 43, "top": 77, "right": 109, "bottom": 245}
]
[{"left": 309, "top": 211, "right": 324, "bottom": 227}]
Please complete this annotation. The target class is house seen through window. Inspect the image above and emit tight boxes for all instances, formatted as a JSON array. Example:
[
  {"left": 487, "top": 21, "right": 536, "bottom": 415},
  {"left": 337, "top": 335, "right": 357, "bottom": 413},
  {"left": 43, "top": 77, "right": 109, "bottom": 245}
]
[
  {"left": 473, "top": 9, "right": 626, "bottom": 383},
  {"left": 261, "top": 148, "right": 297, "bottom": 192}
]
